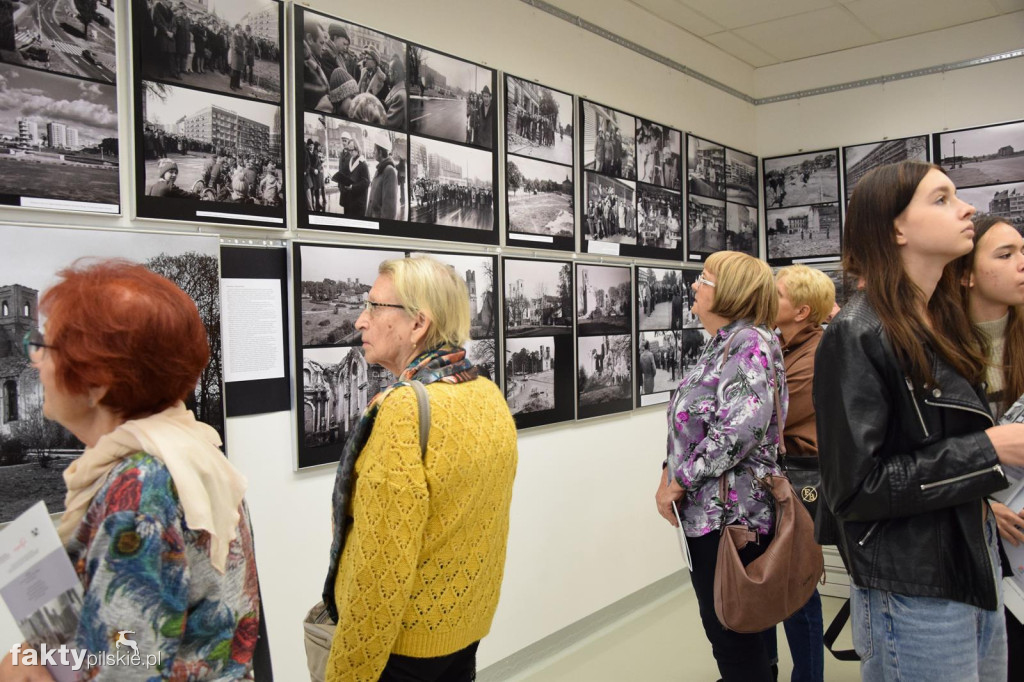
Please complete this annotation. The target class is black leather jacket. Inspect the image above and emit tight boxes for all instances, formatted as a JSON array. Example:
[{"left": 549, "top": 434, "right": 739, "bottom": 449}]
[{"left": 814, "top": 293, "right": 1008, "bottom": 609}]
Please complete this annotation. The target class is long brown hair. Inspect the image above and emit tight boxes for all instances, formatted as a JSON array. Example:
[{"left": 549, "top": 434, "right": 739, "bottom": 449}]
[
  {"left": 953, "top": 215, "right": 1024, "bottom": 406},
  {"left": 843, "top": 161, "right": 985, "bottom": 388}
]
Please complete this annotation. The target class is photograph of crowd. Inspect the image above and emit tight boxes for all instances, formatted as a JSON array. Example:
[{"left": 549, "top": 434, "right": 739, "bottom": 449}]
[
  {"left": 0, "top": 62, "right": 118, "bottom": 208},
  {"left": 763, "top": 149, "right": 840, "bottom": 209},
  {"left": 301, "top": 11, "right": 406, "bottom": 131},
  {"left": 429, "top": 251, "right": 495, "bottom": 339},
  {"left": 687, "top": 135, "right": 725, "bottom": 200},
  {"left": 576, "top": 263, "right": 631, "bottom": 335},
  {"left": 637, "top": 329, "right": 706, "bottom": 401},
  {"left": 959, "top": 180, "right": 1024, "bottom": 230},
  {"left": 505, "top": 76, "right": 572, "bottom": 166},
  {"left": 936, "top": 120, "right": 1024, "bottom": 189},
  {"left": 726, "top": 147, "right": 758, "bottom": 206},
  {"left": 578, "top": 334, "right": 632, "bottom": 409},
  {"left": 302, "top": 113, "right": 408, "bottom": 221},
  {"left": 725, "top": 202, "right": 759, "bottom": 257},
  {"left": 135, "top": 0, "right": 280, "bottom": 102},
  {"left": 582, "top": 100, "right": 636, "bottom": 180},
  {"left": 505, "top": 336, "right": 556, "bottom": 416},
  {"left": 582, "top": 172, "right": 636, "bottom": 245},
  {"left": 0, "top": 0, "right": 115, "bottom": 83},
  {"left": 408, "top": 46, "right": 494, "bottom": 148},
  {"left": 504, "top": 258, "right": 572, "bottom": 338},
  {"left": 636, "top": 185, "right": 682, "bottom": 250},
  {"left": 637, "top": 120, "right": 680, "bottom": 190},
  {"left": 636, "top": 267, "right": 698, "bottom": 332},
  {"left": 843, "top": 136, "right": 928, "bottom": 200},
  {"left": 507, "top": 155, "right": 573, "bottom": 238},
  {"left": 686, "top": 194, "right": 726, "bottom": 254},
  {"left": 141, "top": 80, "right": 282, "bottom": 206},
  {"left": 409, "top": 135, "right": 494, "bottom": 231},
  {"left": 765, "top": 203, "right": 841, "bottom": 262}
]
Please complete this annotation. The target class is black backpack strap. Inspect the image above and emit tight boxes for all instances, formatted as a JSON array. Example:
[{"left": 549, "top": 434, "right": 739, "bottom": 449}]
[{"left": 823, "top": 598, "right": 859, "bottom": 661}]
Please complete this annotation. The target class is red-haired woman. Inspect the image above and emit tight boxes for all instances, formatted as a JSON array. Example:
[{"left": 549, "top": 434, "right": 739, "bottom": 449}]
[
  {"left": 0, "top": 259, "right": 260, "bottom": 680},
  {"left": 815, "top": 162, "right": 1024, "bottom": 680}
]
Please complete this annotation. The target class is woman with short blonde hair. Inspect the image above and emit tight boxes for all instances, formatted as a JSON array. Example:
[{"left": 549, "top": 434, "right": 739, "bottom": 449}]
[{"left": 776, "top": 264, "right": 835, "bottom": 327}]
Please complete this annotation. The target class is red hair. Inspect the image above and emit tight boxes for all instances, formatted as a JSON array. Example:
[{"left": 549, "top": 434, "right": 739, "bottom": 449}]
[{"left": 40, "top": 259, "right": 210, "bottom": 419}]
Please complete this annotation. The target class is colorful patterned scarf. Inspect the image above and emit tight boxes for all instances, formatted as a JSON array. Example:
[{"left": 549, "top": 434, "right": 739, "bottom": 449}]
[{"left": 322, "top": 345, "right": 477, "bottom": 620}]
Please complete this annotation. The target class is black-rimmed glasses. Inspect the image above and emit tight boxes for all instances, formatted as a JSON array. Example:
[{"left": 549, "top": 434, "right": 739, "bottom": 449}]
[{"left": 22, "top": 329, "right": 53, "bottom": 360}]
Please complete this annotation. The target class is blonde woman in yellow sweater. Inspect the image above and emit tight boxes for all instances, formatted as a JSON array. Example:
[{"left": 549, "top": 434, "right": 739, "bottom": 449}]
[{"left": 322, "top": 255, "right": 518, "bottom": 682}]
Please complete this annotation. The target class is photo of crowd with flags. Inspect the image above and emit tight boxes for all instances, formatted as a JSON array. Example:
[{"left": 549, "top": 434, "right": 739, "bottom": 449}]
[
  {"left": 505, "top": 75, "right": 572, "bottom": 166},
  {"left": 637, "top": 120, "right": 680, "bottom": 190},
  {"left": 134, "top": 0, "right": 281, "bottom": 102},
  {"left": 301, "top": 11, "right": 407, "bottom": 131},
  {"left": 582, "top": 100, "right": 636, "bottom": 181}
]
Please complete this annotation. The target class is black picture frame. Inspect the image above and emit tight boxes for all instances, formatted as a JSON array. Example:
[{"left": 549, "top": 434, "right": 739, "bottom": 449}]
[
  {"left": 762, "top": 148, "right": 841, "bottom": 265},
  {"left": 575, "top": 262, "right": 633, "bottom": 419},
  {"left": 934, "top": 119, "right": 1024, "bottom": 190},
  {"left": 685, "top": 134, "right": 759, "bottom": 261}
]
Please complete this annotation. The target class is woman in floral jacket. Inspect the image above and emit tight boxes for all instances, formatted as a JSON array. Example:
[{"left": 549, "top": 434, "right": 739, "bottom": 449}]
[{"left": 655, "top": 250, "right": 787, "bottom": 682}]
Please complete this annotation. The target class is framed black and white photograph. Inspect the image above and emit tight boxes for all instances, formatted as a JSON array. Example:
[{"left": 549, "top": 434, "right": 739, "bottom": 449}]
[
  {"left": 465, "top": 337, "right": 497, "bottom": 384},
  {"left": 765, "top": 203, "right": 841, "bottom": 264},
  {"left": 505, "top": 155, "right": 574, "bottom": 247},
  {"left": 636, "top": 267, "right": 698, "bottom": 332},
  {"left": 0, "top": 62, "right": 118, "bottom": 212},
  {"left": 303, "top": 112, "right": 408, "bottom": 223},
  {"left": 408, "top": 46, "right": 494, "bottom": 149},
  {"left": 843, "top": 135, "right": 928, "bottom": 201},
  {"left": 0, "top": 225, "right": 222, "bottom": 523},
  {"left": 3, "top": 0, "right": 115, "bottom": 83},
  {"left": 576, "top": 334, "right": 632, "bottom": 420},
  {"left": 428, "top": 251, "right": 496, "bottom": 339},
  {"left": 505, "top": 337, "right": 557, "bottom": 416},
  {"left": 504, "top": 258, "right": 572, "bottom": 338},
  {"left": 134, "top": 0, "right": 282, "bottom": 103},
  {"left": 763, "top": 149, "right": 840, "bottom": 209},
  {"left": 581, "top": 99, "right": 636, "bottom": 181},
  {"left": 725, "top": 202, "right": 759, "bottom": 257},
  {"left": 576, "top": 263, "right": 632, "bottom": 335},
  {"left": 935, "top": 119, "right": 1024, "bottom": 189},
  {"left": 581, "top": 171, "right": 636, "bottom": 249},
  {"left": 636, "top": 184, "right": 682, "bottom": 251},
  {"left": 726, "top": 148, "right": 758, "bottom": 206},
  {"left": 637, "top": 329, "right": 708, "bottom": 406},
  {"left": 136, "top": 80, "right": 284, "bottom": 225},
  {"left": 822, "top": 267, "right": 854, "bottom": 310},
  {"left": 409, "top": 136, "right": 494, "bottom": 230},
  {"left": 299, "top": 11, "right": 405, "bottom": 129},
  {"left": 637, "top": 119, "right": 681, "bottom": 191},
  {"left": 687, "top": 194, "right": 726, "bottom": 255},
  {"left": 959, "top": 180, "right": 1024, "bottom": 230},
  {"left": 505, "top": 75, "right": 572, "bottom": 166},
  {"left": 687, "top": 134, "right": 725, "bottom": 200}
]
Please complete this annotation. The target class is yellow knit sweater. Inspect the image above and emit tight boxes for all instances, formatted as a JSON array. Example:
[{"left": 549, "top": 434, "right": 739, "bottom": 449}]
[{"left": 326, "top": 378, "right": 518, "bottom": 682}]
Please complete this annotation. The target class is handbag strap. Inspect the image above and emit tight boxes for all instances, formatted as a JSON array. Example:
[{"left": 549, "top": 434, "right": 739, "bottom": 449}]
[
  {"left": 823, "top": 598, "right": 860, "bottom": 661},
  {"left": 409, "top": 380, "right": 431, "bottom": 456}
]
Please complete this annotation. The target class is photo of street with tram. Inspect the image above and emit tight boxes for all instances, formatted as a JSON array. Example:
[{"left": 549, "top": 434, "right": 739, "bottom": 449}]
[
  {"left": 937, "top": 120, "right": 1024, "bottom": 189},
  {"left": 0, "top": 0, "right": 115, "bottom": 83},
  {"left": 408, "top": 46, "right": 494, "bottom": 148},
  {"left": 843, "top": 136, "right": 928, "bottom": 200},
  {"left": 136, "top": 0, "right": 280, "bottom": 102},
  {"left": 687, "top": 135, "right": 724, "bottom": 200},
  {"left": 505, "top": 336, "right": 556, "bottom": 416},
  {"left": 504, "top": 259, "right": 572, "bottom": 338},
  {"left": 582, "top": 100, "right": 636, "bottom": 180},
  {"left": 505, "top": 75, "right": 572, "bottom": 166},
  {"left": 576, "top": 263, "right": 631, "bottom": 335},
  {"left": 506, "top": 155, "right": 573, "bottom": 238},
  {"left": 765, "top": 203, "right": 841, "bottom": 261},
  {"left": 577, "top": 334, "right": 632, "bottom": 408},
  {"left": 409, "top": 135, "right": 494, "bottom": 230},
  {"left": 637, "top": 119, "right": 680, "bottom": 190},
  {"left": 764, "top": 149, "right": 839, "bottom": 209},
  {"left": 0, "top": 61, "right": 118, "bottom": 206}
]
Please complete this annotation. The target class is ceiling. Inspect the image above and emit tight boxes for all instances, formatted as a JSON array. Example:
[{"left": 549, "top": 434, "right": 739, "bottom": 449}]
[{"left": 617, "top": 0, "right": 1024, "bottom": 67}]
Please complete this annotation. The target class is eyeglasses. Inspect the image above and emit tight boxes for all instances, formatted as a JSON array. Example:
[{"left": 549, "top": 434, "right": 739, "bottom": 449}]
[
  {"left": 695, "top": 274, "right": 716, "bottom": 289},
  {"left": 22, "top": 329, "right": 53, "bottom": 360},
  {"left": 361, "top": 299, "right": 405, "bottom": 315}
]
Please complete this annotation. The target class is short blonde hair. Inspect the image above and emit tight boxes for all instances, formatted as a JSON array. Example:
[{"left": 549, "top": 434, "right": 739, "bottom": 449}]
[
  {"left": 705, "top": 251, "right": 777, "bottom": 327},
  {"left": 379, "top": 255, "right": 470, "bottom": 348},
  {"left": 776, "top": 265, "right": 836, "bottom": 326}
]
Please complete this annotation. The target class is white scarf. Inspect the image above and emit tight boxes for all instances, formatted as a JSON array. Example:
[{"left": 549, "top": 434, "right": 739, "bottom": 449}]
[{"left": 57, "top": 402, "right": 247, "bottom": 573}]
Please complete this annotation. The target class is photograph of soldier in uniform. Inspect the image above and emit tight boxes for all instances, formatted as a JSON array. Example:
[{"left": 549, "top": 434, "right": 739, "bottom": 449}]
[
  {"left": 765, "top": 202, "right": 841, "bottom": 262},
  {"left": 504, "top": 259, "right": 572, "bottom": 338},
  {"left": 141, "top": 80, "right": 283, "bottom": 206},
  {"left": 936, "top": 120, "right": 1024, "bottom": 189},
  {"left": 577, "top": 334, "right": 632, "bottom": 407},
  {"left": 686, "top": 194, "right": 726, "bottom": 254},
  {"left": 303, "top": 112, "right": 408, "bottom": 220},
  {"left": 763, "top": 149, "right": 839, "bottom": 209},
  {"left": 637, "top": 119, "right": 680, "bottom": 190},
  {"left": 959, "top": 180, "right": 1024, "bottom": 231},
  {"left": 576, "top": 264, "right": 631, "bottom": 335},
  {"left": 636, "top": 184, "right": 681, "bottom": 250},
  {"left": 725, "top": 147, "right": 758, "bottom": 206},
  {"left": 135, "top": 0, "right": 281, "bottom": 102},
  {"left": 505, "top": 75, "right": 572, "bottom": 166},
  {"left": 636, "top": 267, "right": 698, "bottom": 332},
  {"left": 725, "top": 202, "right": 759, "bottom": 257},
  {"left": 843, "top": 136, "right": 928, "bottom": 201},
  {"left": 407, "top": 45, "right": 493, "bottom": 148},
  {"left": 507, "top": 155, "right": 573, "bottom": 238},
  {"left": 687, "top": 134, "right": 725, "bottom": 200},
  {"left": 409, "top": 135, "right": 494, "bottom": 231},
  {"left": 582, "top": 172, "right": 636, "bottom": 245},
  {"left": 582, "top": 100, "right": 635, "bottom": 180},
  {"left": 300, "top": 11, "right": 406, "bottom": 130},
  {"left": 0, "top": 61, "right": 117, "bottom": 209},
  {"left": 0, "top": 0, "right": 115, "bottom": 83},
  {"left": 505, "top": 336, "right": 556, "bottom": 415}
]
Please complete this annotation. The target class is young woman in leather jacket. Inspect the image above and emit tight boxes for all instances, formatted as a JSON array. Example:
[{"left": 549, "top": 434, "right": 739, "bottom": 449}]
[{"left": 814, "top": 161, "right": 1024, "bottom": 681}]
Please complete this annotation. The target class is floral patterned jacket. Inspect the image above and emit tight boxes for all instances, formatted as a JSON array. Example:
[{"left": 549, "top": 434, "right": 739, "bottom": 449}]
[{"left": 667, "top": 320, "right": 787, "bottom": 537}]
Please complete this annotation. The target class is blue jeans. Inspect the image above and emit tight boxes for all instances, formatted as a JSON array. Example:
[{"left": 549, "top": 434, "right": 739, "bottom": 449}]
[
  {"left": 850, "top": 513, "right": 1007, "bottom": 682},
  {"left": 764, "top": 590, "right": 824, "bottom": 682}
]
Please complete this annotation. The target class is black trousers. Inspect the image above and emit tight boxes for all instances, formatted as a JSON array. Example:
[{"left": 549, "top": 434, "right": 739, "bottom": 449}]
[
  {"left": 687, "top": 529, "right": 774, "bottom": 682},
  {"left": 377, "top": 641, "right": 479, "bottom": 682}
]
